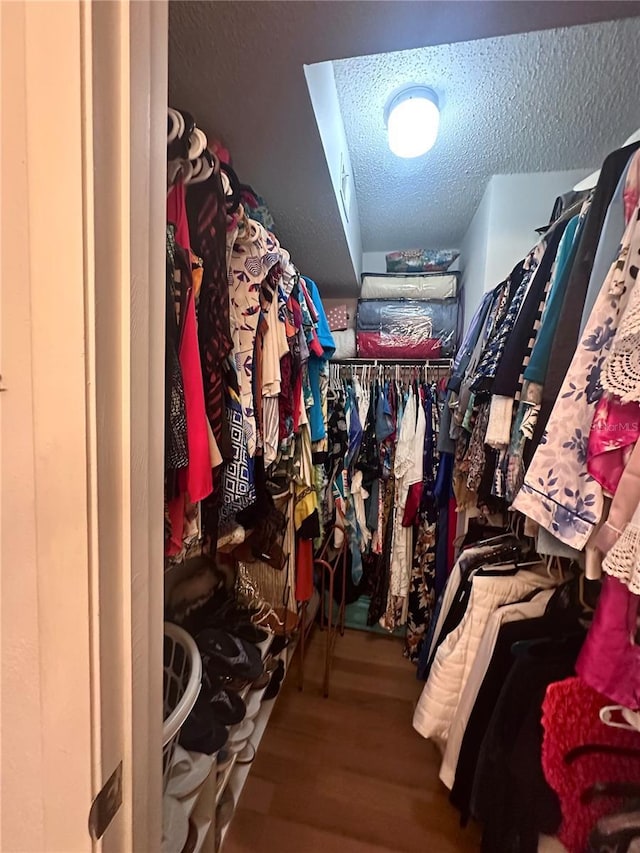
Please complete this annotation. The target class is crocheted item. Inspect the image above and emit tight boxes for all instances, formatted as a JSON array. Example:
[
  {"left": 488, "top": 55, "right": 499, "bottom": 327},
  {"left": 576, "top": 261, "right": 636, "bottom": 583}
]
[
  {"left": 602, "top": 521, "right": 640, "bottom": 594},
  {"left": 603, "top": 225, "right": 640, "bottom": 402}
]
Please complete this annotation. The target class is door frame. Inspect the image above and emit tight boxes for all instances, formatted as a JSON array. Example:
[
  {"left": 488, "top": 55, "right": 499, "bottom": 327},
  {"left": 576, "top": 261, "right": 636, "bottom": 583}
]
[{"left": 1, "top": 2, "right": 167, "bottom": 850}]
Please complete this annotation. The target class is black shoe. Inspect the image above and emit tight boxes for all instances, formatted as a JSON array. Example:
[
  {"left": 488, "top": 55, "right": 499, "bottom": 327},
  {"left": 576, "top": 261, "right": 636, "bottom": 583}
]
[
  {"left": 210, "top": 688, "right": 246, "bottom": 726},
  {"left": 262, "top": 660, "right": 285, "bottom": 701},
  {"left": 178, "top": 693, "right": 228, "bottom": 755},
  {"left": 196, "top": 628, "right": 264, "bottom": 682},
  {"left": 269, "top": 635, "right": 289, "bottom": 657},
  {"left": 178, "top": 588, "right": 260, "bottom": 638},
  {"left": 224, "top": 620, "right": 269, "bottom": 646}
]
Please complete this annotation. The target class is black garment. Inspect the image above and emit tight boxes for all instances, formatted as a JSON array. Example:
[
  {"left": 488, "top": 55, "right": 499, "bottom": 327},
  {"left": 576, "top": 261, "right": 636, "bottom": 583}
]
[
  {"left": 450, "top": 590, "right": 581, "bottom": 821},
  {"left": 358, "top": 388, "right": 381, "bottom": 527},
  {"left": 492, "top": 219, "right": 568, "bottom": 398},
  {"left": 471, "top": 637, "right": 584, "bottom": 853},
  {"left": 530, "top": 141, "right": 640, "bottom": 456},
  {"left": 165, "top": 225, "right": 188, "bottom": 474},
  {"left": 470, "top": 261, "right": 528, "bottom": 401},
  {"left": 476, "top": 444, "right": 507, "bottom": 514},
  {"left": 367, "top": 479, "right": 395, "bottom": 625}
]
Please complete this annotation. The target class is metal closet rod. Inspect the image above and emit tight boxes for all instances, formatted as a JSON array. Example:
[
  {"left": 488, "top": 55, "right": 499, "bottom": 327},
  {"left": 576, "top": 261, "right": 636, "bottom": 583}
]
[{"left": 331, "top": 357, "right": 453, "bottom": 366}]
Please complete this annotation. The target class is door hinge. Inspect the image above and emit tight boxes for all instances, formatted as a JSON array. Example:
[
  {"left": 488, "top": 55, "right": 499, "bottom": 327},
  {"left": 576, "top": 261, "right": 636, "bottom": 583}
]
[{"left": 88, "top": 761, "right": 123, "bottom": 841}]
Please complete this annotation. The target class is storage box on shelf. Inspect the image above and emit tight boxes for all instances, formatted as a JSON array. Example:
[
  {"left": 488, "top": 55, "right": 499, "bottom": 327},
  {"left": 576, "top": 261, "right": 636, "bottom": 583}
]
[
  {"left": 356, "top": 296, "right": 460, "bottom": 360},
  {"left": 360, "top": 271, "right": 459, "bottom": 300}
]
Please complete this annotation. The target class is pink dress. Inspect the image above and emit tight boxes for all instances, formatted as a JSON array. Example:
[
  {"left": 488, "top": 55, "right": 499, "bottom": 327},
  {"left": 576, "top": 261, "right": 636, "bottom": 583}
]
[
  {"left": 575, "top": 575, "right": 640, "bottom": 710},
  {"left": 587, "top": 395, "right": 640, "bottom": 494},
  {"left": 166, "top": 183, "right": 213, "bottom": 556}
]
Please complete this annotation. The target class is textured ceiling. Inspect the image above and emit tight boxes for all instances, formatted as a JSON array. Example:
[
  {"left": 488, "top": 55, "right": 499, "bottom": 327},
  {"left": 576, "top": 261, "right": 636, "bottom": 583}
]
[
  {"left": 169, "top": 1, "right": 640, "bottom": 295},
  {"left": 334, "top": 19, "right": 640, "bottom": 253}
]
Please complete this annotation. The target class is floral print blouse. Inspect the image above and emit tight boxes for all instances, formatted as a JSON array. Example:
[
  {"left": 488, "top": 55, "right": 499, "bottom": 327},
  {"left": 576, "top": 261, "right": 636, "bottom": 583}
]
[
  {"left": 228, "top": 215, "right": 281, "bottom": 456},
  {"left": 513, "top": 202, "right": 640, "bottom": 548}
]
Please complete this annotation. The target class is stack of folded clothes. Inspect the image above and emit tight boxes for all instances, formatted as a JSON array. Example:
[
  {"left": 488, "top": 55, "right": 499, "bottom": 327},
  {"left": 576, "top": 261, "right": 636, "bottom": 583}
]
[{"left": 356, "top": 297, "right": 459, "bottom": 359}]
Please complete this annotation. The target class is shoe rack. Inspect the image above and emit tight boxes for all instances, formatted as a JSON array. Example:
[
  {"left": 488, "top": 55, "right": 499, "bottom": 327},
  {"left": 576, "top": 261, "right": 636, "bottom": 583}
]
[{"left": 163, "top": 590, "right": 323, "bottom": 853}]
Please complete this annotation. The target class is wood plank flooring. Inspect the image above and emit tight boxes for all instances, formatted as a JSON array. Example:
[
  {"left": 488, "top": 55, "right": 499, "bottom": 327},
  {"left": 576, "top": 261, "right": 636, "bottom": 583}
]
[{"left": 224, "top": 628, "right": 481, "bottom": 853}]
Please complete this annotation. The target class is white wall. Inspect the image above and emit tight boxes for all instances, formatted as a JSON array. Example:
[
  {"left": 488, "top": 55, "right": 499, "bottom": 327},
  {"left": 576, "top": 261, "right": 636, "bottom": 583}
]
[
  {"left": 459, "top": 168, "right": 592, "bottom": 330},
  {"left": 459, "top": 179, "right": 493, "bottom": 332},
  {"left": 362, "top": 250, "right": 387, "bottom": 273},
  {"left": 357, "top": 169, "right": 592, "bottom": 328},
  {"left": 304, "top": 61, "right": 362, "bottom": 284},
  {"left": 484, "top": 169, "right": 591, "bottom": 289}
]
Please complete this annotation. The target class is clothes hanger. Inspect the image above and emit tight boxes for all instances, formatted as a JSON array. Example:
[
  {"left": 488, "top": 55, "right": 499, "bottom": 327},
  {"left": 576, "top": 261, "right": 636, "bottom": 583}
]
[
  {"left": 543, "top": 554, "right": 565, "bottom": 581},
  {"left": 189, "top": 157, "right": 204, "bottom": 182},
  {"left": 167, "top": 159, "right": 183, "bottom": 188},
  {"left": 167, "top": 108, "right": 187, "bottom": 162},
  {"left": 177, "top": 109, "right": 195, "bottom": 142},
  {"left": 220, "top": 161, "right": 241, "bottom": 213},
  {"left": 488, "top": 557, "right": 543, "bottom": 570},
  {"left": 600, "top": 705, "right": 640, "bottom": 733},
  {"left": 578, "top": 572, "right": 596, "bottom": 613},
  {"left": 188, "top": 149, "right": 214, "bottom": 185},
  {"left": 167, "top": 108, "right": 180, "bottom": 144},
  {"left": 181, "top": 159, "right": 193, "bottom": 184},
  {"left": 188, "top": 127, "right": 207, "bottom": 161},
  {"left": 173, "top": 108, "right": 185, "bottom": 141},
  {"left": 173, "top": 109, "right": 193, "bottom": 162}
]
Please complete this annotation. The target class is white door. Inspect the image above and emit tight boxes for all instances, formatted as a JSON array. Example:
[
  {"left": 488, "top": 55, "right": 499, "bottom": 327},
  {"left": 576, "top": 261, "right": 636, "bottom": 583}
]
[{"left": 0, "top": 2, "right": 167, "bottom": 850}]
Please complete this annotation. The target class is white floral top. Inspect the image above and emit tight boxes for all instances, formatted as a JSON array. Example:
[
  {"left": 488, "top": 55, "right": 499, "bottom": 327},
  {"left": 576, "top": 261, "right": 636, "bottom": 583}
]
[
  {"left": 513, "top": 204, "right": 640, "bottom": 548},
  {"left": 228, "top": 216, "right": 281, "bottom": 456}
]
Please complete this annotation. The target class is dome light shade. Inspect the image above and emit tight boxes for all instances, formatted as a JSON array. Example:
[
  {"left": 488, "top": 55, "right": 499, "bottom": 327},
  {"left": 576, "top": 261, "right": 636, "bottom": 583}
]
[{"left": 386, "top": 87, "right": 440, "bottom": 158}]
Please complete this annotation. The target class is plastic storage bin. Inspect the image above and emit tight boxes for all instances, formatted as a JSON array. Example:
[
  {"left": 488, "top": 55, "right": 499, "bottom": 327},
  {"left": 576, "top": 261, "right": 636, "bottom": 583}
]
[{"left": 162, "top": 622, "right": 202, "bottom": 790}]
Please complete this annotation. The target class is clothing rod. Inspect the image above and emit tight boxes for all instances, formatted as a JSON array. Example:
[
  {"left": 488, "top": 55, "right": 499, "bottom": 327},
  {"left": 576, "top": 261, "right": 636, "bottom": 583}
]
[{"left": 331, "top": 357, "right": 452, "bottom": 367}]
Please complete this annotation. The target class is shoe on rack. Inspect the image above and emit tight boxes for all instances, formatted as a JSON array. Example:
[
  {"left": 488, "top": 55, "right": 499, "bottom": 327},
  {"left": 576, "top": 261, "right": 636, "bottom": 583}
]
[
  {"left": 232, "top": 535, "right": 286, "bottom": 572},
  {"left": 178, "top": 587, "right": 262, "bottom": 639},
  {"left": 178, "top": 693, "right": 228, "bottom": 756},
  {"left": 256, "top": 606, "right": 298, "bottom": 637},
  {"left": 249, "top": 657, "right": 279, "bottom": 691},
  {"left": 262, "top": 660, "right": 285, "bottom": 701},
  {"left": 227, "top": 718, "right": 255, "bottom": 755},
  {"left": 209, "top": 688, "right": 247, "bottom": 727},
  {"left": 166, "top": 554, "right": 227, "bottom": 624},
  {"left": 233, "top": 502, "right": 288, "bottom": 571},
  {"left": 196, "top": 628, "right": 264, "bottom": 682},
  {"left": 268, "top": 634, "right": 290, "bottom": 657},
  {"left": 229, "top": 621, "right": 270, "bottom": 646}
]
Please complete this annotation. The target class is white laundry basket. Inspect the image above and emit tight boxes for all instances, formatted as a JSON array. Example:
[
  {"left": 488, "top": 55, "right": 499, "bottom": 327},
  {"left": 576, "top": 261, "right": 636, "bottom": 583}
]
[{"left": 163, "top": 623, "right": 202, "bottom": 790}]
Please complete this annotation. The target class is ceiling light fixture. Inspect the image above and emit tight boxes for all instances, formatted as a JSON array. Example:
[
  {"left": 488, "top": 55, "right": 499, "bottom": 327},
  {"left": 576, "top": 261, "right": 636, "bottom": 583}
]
[{"left": 385, "top": 86, "right": 440, "bottom": 159}]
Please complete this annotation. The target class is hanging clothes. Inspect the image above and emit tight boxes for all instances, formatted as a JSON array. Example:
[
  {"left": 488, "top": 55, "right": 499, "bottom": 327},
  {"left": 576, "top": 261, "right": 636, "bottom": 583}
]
[
  {"left": 381, "top": 386, "right": 418, "bottom": 631},
  {"left": 513, "top": 197, "right": 640, "bottom": 549},
  {"left": 404, "top": 387, "right": 439, "bottom": 662}
]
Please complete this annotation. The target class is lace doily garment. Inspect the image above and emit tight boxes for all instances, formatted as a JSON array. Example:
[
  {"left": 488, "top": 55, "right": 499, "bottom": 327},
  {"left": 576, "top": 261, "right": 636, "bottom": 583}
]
[
  {"left": 602, "top": 500, "right": 640, "bottom": 594},
  {"left": 602, "top": 206, "right": 640, "bottom": 402}
]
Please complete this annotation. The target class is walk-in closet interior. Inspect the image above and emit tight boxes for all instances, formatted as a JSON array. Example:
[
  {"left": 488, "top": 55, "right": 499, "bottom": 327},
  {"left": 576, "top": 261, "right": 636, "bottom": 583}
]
[{"left": 161, "top": 4, "right": 640, "bottom": 852}]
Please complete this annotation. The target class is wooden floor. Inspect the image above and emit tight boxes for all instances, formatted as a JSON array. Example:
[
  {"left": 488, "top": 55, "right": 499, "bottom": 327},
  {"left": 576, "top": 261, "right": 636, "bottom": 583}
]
[{"left": 224, "top": 627, "right": 481, "bottom": 853}]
